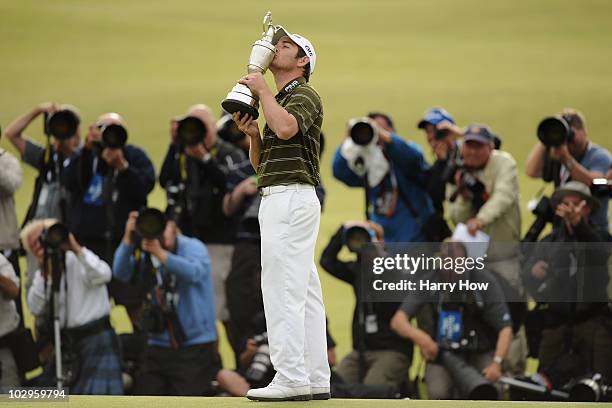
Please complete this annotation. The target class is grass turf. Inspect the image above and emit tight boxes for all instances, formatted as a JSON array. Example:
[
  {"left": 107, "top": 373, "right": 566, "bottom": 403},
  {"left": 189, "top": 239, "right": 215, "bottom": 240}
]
[{"left": 1, "top": 0, "right": 611, "bottom": 375}]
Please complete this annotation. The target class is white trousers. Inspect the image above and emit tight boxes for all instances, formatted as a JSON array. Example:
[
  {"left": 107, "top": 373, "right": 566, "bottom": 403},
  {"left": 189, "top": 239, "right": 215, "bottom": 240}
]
[{"left": 258, "top": 184, "right": 331, "bottom": 388}]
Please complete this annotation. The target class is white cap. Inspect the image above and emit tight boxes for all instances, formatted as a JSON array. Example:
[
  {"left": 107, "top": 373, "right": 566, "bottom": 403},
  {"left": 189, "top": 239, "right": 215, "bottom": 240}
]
[{"left": 273, "top": 26, "right": 316, "bottom": 76}]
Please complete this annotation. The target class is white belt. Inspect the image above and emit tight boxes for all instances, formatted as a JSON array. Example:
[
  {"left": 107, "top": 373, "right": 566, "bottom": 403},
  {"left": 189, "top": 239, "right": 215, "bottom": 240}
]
[{"left": 259, "top": 183, "right": 315, "bottom": 197}]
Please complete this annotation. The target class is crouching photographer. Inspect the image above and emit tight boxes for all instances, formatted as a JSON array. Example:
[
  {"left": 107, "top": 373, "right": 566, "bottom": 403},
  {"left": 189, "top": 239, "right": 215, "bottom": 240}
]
[
  {"left": 391, "top": 240, "right": 513, "bottom": 400},
  {"left": 22, "top": 219, "right": 122, "bottom": 394},
  {"left": 320, "top": 221, "right": 413, "bottom": 387},
  {"left": 333, "top": 113, "right": 434, "bottom": 243},
  {"left": 526, "top": 108, "right": 612, "bottom": 231},
  {"left": 113, "top": 209, "right": 218, "bottom": 396},
  {"left": 523, "top": 181, "right": 612, "bottom": 382}
]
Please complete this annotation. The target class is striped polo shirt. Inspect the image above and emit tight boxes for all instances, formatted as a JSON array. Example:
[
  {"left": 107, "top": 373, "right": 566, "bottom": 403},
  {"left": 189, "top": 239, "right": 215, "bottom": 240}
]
[{"left": 257, "top": 76, "right": 322, "bottom": 188}]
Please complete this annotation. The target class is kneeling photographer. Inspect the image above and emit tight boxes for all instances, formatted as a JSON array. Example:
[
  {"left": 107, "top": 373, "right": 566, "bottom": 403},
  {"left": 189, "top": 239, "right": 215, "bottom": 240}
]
[
  {"left": 332, "top": 112, "right": 434, "bottom": 243},
  {"left": 320, "top": 221, "right": 413, "bottom": 387},
  {"left": 526, "top": 108, "right": 612, "bottom": 231},
  {"left": 391, "top": 240, "right": 513, "bottom": 400},
  {"left": 524, "top": 181, "right": 612, "bottom": 382},
  {"left": 113, "top": 209, "right": 218, "bottom": 396},
  {"left": 22, "top": 219, "right": 122, "bottom": 394}
]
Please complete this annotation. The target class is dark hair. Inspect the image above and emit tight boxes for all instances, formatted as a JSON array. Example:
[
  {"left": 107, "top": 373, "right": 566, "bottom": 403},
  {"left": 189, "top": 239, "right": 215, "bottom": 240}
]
[
  {"left": 296, "top": 47, "right": 311, "bottom": 82},
  {"left": 367, "top": 112, "right": 395, "bottom": 131}
]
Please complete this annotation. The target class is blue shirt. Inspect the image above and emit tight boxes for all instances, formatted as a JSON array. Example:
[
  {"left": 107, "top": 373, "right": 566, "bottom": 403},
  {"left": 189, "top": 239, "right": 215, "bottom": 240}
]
[
  {"left": 113, "top": 235, "right": 217, "bottom": 347},
  {"left": 565, "top": 142, "right": 611, "bottom": 231},
  {"left": 333, "top": 134, "right": 434, "bottom": 242}
]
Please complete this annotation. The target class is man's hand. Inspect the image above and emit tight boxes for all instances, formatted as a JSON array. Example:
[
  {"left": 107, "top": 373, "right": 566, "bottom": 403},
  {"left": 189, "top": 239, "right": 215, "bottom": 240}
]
[
  {"left": 233, "top": 112, "right": 260, "bottom": 139},
  {"left": 123, "top": 211, "right": 138, "bottom": 246},
  {"left": 102, "top": 148, "right": 129, "bottom": 171},
  {"left": 418, "top": 335, "right": 439, "bottom": 361},
  {"left": 238, "top": 72, "right": 270, "bottom": 97},
  {"left": 67, "top": 233, "right": 82, "bottom": 255},
  {"left": 432, "top": 140, "right": 450, "bottom": 161},
  {"left": 237, "top": 177, "right": 258, "bottom": 197},
  {"left": 327, "top": 347, "right": 337, "bottom": 367},
  {"left": 170, "top": 118, "right": 179, "bottom": 145},
  {"left": 141, "top": 239, "right": 168, "bottom": 264},
  {"left": 556, "top": 200, "right": 585, "bottom": 227},
  {"left": 184, "top": 143, "right": 208, "bottom": 161},
  {"left": 37, "top": 102, "right": 59, "bottom": 116},
  {"left": 466, "top": 218, "right": 483, "bottom": 236},
  {"left": 530, "top": 260, "right": 549, "bottom": 280},
  {"left": 550, "top": 144, "right": 572, "bottom": 163},
  {"left": 367, "top": 119, "right": 392, "bottom": 144},
  {"left": 482, "top": 362, "right": 502, "bottom": 383}
]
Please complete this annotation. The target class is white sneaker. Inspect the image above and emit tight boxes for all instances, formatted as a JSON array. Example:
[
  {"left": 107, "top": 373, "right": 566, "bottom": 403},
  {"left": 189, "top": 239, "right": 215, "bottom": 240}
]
[
  {"left": 312, "top": 386, "right": 331, "bottom": 400},
  {"left": 246, "top": 383, "right": 312, "bottom": 401}
]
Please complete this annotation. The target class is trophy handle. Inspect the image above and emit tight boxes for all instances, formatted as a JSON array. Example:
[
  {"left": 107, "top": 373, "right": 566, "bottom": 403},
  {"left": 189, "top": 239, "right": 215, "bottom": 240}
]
[{"left": 263, "top": 11, "right": 272, "bottom": 35}]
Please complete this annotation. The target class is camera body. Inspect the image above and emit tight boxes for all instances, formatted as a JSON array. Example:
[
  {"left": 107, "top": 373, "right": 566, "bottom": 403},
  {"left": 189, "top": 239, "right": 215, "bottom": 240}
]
[
  {"left": 245, "top": 331, "right": 273, "bottom": 385},
  {"left": 591, "top": 178, "right": 612, "bottom": 199},
  {"left": 217, "top": 114, "right": 245, "bottom": 144},
  {"left": 39, "top": 222, "right": 70, "bottom": 253}
]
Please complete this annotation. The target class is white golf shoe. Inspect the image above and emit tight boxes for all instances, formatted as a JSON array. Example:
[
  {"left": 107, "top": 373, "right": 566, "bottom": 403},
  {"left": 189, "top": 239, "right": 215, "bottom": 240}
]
[{"left": 246, "top": 383, "right": 312, "bottom": 401}]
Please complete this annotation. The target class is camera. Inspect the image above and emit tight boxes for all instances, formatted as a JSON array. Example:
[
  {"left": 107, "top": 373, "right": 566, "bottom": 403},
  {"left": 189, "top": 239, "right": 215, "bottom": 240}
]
[
  {"left": 44, "top": 109, "right": 80, "bottom": 140},
  {"left": 136, "top": 208, "right": 167, "bottom": 240},
  {"left": 591, "top": 178, "right": 612, "bottom": 198},
  {"left": 100, "top": 123, "right": 128, "bottom": 149},
  {"left": 348, "top": 117, "right": 377, "bottom": 146},
  {"left": 217, "top": 114, "right": 245, "bottom": 144},
  {"left": 165, "top": 183, "right": 186, "bottom": 223},
  {"left": 570, "top": 373, "right": 611, "bottom": 402},
  {"left": 537, "top": 115, "right": 575, "bottom": 147},
  {"left": 522, "top": 196, "right": 554, "bottom": 243},
  {"left": 40, "top": 222, "right": 69, "bottom": 250},
  {"left": 245, "top": 332, "right": 272, "bottom": 385},
  {"left": 177, "top": 116, "right": 207, "bottom": 147},
  {"left": 343, "top": 225, "right": 374, "bottom": 253},
  {"left": 449, "top": 170, "right": 488, "bottom": 211}
]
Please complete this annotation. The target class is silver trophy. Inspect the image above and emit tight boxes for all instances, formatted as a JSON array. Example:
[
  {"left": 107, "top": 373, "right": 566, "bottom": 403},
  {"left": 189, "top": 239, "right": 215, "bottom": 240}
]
[{"left": 221, "top": 11, "right": 277, "bottom": 120}]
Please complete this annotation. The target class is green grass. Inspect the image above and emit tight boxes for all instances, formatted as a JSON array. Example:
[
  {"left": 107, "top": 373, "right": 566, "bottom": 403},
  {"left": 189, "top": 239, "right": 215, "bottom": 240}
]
[
  {"left": 1, "top": 0, "right": 611, "bottom": 377},
  {"left": 1, "top": 395, "right": 605, "bottom": 408}
]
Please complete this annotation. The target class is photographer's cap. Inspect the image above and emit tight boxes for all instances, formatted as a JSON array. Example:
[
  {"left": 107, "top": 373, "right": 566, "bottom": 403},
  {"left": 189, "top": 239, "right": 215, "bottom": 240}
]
[
  {"left": 417, "top": 107, "right": 455, "bottom": 129},
  {"left": 551, "top": 181, "right": 600, "bottom": 211},
  {"left": 463, "top": 124, "right": 495, "bottom": 145},
  {"left": 273, "top": 26, "right": 316, "bottom": 76}
]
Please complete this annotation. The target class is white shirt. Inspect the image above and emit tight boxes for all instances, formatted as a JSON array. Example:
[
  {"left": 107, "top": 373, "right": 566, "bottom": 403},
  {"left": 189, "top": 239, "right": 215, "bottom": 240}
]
[
  {"left": 0, "top": 254, "right": 20, "bottom": 337},
  {"left": 27, "top": 248, "right": 111, "bottom": 329}
]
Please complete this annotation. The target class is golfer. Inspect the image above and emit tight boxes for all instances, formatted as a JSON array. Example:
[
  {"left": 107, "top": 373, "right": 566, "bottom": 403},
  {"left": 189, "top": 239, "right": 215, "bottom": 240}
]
[{"left": 233, "top": 26, "right": 330, "bottom": 401}]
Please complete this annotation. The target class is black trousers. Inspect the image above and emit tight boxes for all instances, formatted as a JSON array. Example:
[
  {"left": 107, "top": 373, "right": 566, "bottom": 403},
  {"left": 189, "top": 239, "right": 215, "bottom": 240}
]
[
  {"left": 225, "top": 240, "right": 263, "bottom": 366},
  {"left": 134, "top": 342, "right": 219, "bottom": 396}
]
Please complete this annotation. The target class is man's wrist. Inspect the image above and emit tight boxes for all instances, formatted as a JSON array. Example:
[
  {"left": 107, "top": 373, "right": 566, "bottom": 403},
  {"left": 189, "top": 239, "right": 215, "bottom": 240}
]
[{"left": 493, "top": 355, "right": 503, "bottom": 365}]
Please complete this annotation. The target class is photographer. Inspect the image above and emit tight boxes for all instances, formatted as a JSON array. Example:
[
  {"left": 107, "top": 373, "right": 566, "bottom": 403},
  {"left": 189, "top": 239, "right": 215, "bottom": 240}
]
[
  {"left": 159, "top": 104, "right": 246, "bottom": 326},
  {"left": 391, "top": 240, "right": 513, "bottom": 399},
  {"left": 0, "top": 254, "right": 21, "bottom": 388},
  {"left": 113, "top": 211, "right": 218, "bottom": 396},
  {"left": 526, "top": 108, "right": 612, "bottom": 231},
  {"left": 524, "top": 182, "right": 612, "bottom": 379},
  {"left": 320, "top": 221, "right": 412, "bottom": 386},
  {"left": 333, "top": 112, "right": 434, "bottom": 243},
  {"left": 418, "top": 108, "right": 463, "bottom": 216},
  {"left": 62, "top": 112, "right": 155, "bottom": 264},
  {"left": 22, "top": 219, "right": 122, "bottom": 394}
]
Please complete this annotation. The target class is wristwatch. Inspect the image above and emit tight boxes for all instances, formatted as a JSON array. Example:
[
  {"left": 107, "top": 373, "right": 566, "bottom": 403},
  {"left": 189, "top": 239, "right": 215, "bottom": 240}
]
[
  {"left": 493, "top": 355, "right": 504, "bottom": 365},
  {"left": 564, "top": 157, "right": 577, "bottom": 172}
]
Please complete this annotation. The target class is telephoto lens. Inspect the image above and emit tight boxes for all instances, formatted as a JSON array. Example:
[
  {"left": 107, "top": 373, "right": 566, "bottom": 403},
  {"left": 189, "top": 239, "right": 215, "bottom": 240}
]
[
  {"left": 136, "top": 208, "right": 167, "bottom": 240},
  {"left": 46, "top": 110, "right": 80, "bottom": 140},
  {"left": 177, "top": 116, "right": 207, "bottom": 147},
  {"left": 537, "top": 116, "right": 574, "bottom": 147},
  {"left": 348, "top": 118, "right": 377, "bottom": 146},
  {"left": 343, "top": 225, "right": 374, "bottom": 253},
  {"left": 41, "top": 222, "right": 70, "bottom": 250},
  {"left": 217, "top": 114, "right": 245, "bottom": 144},
  {"left": 101, "top": 123, "right": 128, "bottom": 149}
]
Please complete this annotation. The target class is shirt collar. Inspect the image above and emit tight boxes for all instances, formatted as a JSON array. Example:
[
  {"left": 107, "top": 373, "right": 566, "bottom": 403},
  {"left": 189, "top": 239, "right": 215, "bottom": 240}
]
[{"left": 277, "top": 76, "right": 306, "bottom": 97}]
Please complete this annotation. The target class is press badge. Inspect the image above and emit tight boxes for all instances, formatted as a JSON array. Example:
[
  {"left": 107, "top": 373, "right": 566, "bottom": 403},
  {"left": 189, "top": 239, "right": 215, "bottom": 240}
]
[
  {"left": 437, "top": 310, "right": 463, "bottom": 343},
  {"left": 365, "top": 314, "right": 379, "bottom": 334},
  {"left": 83, "top": 173, "right": 104, "bottom": 205}
]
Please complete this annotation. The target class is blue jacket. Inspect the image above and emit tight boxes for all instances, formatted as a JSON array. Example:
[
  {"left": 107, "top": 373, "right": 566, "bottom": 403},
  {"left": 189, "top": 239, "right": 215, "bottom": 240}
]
[
  {"left": 113, "top": 235, "right": 217, "bottom": 347},
  {"left": 333, "top": 134, "right": 434, "bottom": 242}
]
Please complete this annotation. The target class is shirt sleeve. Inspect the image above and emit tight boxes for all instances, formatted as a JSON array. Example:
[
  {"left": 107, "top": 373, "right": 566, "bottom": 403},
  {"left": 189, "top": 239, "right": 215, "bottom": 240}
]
[
  {"left": 480, "top": 275, "right": 513, "bottom": 332},
  {"left": 23, "top": 139, "right": 45, "bottom": 169},
  {"left": 584, "top": 147, "right": 612, "bottom": 175},
  {"left": 476, "top": 153, "right": 520, "bottom": 227},
  {"left": 0, "top": 151, "right": 23, "bottom": 196},
  {"left": 284, "top": 87, "right": 322, "bottom": 137},
  {"left": 73, "top": 248, "right": 112, "bottom": 287},
  {"left": 0, "top": 255, "right": 19, "bottom": 300},
  {"left": 27, "top": 270, "right": 47, "bottom": 317}
]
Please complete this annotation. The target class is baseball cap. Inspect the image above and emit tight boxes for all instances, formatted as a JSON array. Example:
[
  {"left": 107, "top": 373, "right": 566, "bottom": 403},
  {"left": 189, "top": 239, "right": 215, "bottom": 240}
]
[
  {"left": 273, "top": 26, "right": 316, "bottom": 76},
  {"left": 417, "top": 107, "right": 455, "bottom": 129},
  {"left": 463, "top": 124, "right": 495, "bottom": 145}
]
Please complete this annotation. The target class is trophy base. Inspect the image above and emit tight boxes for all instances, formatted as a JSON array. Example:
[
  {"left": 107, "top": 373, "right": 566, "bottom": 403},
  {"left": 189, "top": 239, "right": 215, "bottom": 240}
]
[{"left": 222, "top": 83, "right": 260, "bottom": 120}]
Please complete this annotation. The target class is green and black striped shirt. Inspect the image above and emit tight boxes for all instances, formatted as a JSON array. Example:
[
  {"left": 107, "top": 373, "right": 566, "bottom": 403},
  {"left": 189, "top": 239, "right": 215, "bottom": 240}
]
[{"left": 257, "top": 76, "right": 322, "bottom": 188}]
